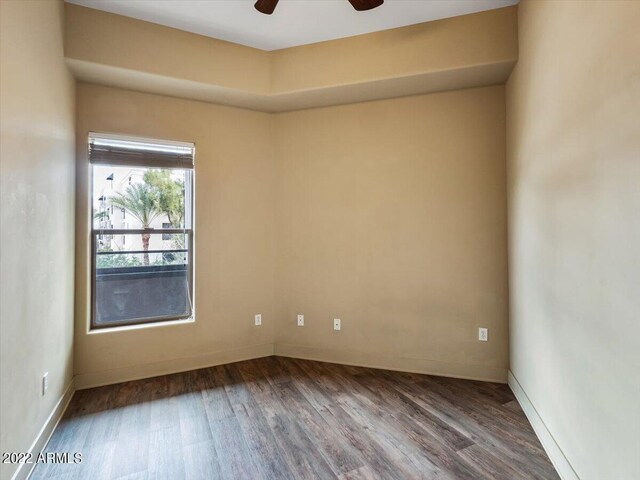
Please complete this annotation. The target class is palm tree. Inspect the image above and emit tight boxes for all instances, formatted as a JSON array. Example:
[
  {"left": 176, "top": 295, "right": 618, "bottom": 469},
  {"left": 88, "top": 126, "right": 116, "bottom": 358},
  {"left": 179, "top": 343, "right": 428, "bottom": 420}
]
[
  {"left": 143, "top": 170, "right": 186, "bottom": 249},
  {"left": 143, "top": 170, "right": 185, "bottom": 227},
  {"left": 110, "top": 183, "right": 162, "bottom": 265}
]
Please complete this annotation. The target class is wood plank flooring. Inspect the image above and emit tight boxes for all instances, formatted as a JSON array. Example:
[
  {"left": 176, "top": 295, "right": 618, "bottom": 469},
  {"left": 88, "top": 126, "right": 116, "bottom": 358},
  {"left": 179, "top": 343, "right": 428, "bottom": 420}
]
[{"left": 31, "top": 357, "right": 559, "bottom": 479}]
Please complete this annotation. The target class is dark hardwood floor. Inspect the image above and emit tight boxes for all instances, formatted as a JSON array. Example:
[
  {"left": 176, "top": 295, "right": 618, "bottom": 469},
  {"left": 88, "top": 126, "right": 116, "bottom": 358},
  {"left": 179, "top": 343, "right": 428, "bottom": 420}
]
[{"left": 31, "top": 357, "right": 559, "bottom": 479}]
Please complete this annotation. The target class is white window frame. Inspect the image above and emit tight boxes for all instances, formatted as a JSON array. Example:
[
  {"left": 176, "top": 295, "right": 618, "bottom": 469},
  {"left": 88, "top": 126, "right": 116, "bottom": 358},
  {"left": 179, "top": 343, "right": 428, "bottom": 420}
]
[{"left": 88, "top": 133, "right": 195, "bottom": 330}]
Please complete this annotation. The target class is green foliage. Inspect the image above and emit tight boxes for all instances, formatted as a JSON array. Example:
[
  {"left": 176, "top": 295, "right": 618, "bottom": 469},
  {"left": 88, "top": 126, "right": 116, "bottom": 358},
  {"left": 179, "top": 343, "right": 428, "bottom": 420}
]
[
  {"left": 94, "top": 209, "right": 109, "bottom": 221},
  {"left": 96, "top": 251, "right": 186, "bottom": 269},
  {"left": 107, "top": 169, "right": 186, "bottom": 264},
  {"left": 110, "top": 183, "right": 163, "bottom": 228},
  {"left": 143, "top": 170, "right": 185, "bottom": 227},
  {"left": 96, "top": 252, "right": 143, "bottom": 269}
]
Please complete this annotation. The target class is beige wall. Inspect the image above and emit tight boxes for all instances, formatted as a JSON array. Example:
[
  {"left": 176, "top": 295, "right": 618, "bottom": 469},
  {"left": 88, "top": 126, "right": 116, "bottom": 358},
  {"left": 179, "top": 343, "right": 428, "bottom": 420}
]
[
  {"left": 64, "top": 3, "right": 517, "bottom": 112},
  {"left": 7, "top": 1, "right": 639, "bottom": 477},
  {"left": 74, "top": 84, "right": 277, "bottom": 388},
  {"left": 506, "top": 1, "right": 640, "bottom": 479},
  {"left": 74, "top": 83, "right": 508, "bottom": 385},
  {"left": 0, "top": 1, "right": 76, "bottom": 479},
  {"left": 65, "top": 4, "right": 271, "bottom": 94},
  {"left": 271, "top": 6, "right": 517, "bottom": 93},
  {"left": 274, "top": 86, "right": 509, "bottom": 381}
]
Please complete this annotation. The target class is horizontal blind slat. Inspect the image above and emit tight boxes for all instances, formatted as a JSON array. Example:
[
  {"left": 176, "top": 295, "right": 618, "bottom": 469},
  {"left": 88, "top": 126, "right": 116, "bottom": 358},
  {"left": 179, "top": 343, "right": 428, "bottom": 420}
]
[{"left": 89, "top": 134, "right": 194, "bottom": 169}]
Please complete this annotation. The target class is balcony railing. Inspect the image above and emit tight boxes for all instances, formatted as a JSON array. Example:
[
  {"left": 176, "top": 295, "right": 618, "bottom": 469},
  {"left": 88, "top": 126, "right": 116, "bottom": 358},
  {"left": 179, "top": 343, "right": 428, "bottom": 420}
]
[
  {"left": 94, "top": 261, "right": 191, "bottom": 326},
  {"left": 92, "top": 230, "right": 193, "bottom": 328}
]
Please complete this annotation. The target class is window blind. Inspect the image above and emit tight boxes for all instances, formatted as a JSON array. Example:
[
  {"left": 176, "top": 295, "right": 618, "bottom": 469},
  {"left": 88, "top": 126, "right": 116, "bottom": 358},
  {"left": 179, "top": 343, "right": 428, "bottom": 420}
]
[{"left": 89, "top": 133, "right": 194, "bottom": 169}]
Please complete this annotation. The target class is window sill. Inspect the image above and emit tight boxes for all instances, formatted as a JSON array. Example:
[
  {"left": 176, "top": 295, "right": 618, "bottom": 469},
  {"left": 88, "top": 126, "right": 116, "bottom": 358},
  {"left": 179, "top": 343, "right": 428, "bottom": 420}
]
[{"left": 87, "top": 316, "right": 195, "bottom": 335}]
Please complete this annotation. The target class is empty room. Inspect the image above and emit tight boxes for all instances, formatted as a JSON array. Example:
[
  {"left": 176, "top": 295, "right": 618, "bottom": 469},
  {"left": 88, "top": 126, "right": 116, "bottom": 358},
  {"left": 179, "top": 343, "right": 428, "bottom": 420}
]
[{"left": 0, "top": 0, "right": 638, "bottom": 479}]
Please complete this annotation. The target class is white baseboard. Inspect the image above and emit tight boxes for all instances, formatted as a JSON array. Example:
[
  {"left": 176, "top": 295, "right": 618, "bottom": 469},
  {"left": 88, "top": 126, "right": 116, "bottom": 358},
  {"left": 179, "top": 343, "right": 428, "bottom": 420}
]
[
  {"left": 10, "top": 380, "right": 76, "bottom": 480},
  {"left": 508, "top": 371, "right": 580, "bottom": 480},
  {"left": 74, "top": 343, "right": 275, "bottom": 389},
  {"left": 275, "top": 343, "right": 507, "bottom": 383}
]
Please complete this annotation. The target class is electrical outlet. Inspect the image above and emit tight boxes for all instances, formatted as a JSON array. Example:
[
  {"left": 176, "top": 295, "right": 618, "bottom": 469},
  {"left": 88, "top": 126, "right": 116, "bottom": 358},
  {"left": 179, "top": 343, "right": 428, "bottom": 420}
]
[
  {"left": 333, "top": 318, "right": 341, "bottom": 331},
  {"left": 297, "top": 314, "right": 304, "bottom": 326},
  {"left": 478, "top": 328, "right": 488, "bottom": 342},
  {"left": 42, "top": 372, "right": 49, "bottom": 396},
  {"left": 255, "top": 314, "right": 262, "bottom": 326}
]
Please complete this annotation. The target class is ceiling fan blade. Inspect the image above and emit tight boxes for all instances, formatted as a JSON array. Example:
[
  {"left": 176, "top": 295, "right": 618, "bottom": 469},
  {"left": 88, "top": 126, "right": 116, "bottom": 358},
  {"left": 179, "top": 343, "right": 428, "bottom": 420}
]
[
  {"left": 348, "top": 0, "right": 384, "bottom": 11},
  {"left": 255, "top": 0, "right": 279, "bottom": 15}
]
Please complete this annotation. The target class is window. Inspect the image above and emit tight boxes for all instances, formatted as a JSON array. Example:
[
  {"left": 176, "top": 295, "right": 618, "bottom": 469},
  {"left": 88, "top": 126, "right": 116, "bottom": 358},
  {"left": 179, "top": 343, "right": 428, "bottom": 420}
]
[
  {"left": 162, "top": 222, "right": 172, "bottom": 240},
  {"left": 89, "top": 133, "right": 195, "bottom": 329}
]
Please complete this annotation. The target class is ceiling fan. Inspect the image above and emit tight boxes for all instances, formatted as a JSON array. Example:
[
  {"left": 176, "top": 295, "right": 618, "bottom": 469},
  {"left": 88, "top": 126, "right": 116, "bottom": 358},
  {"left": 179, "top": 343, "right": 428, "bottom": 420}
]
[{"left": 254, "top": 0, "right": 384, "bottom": 15}]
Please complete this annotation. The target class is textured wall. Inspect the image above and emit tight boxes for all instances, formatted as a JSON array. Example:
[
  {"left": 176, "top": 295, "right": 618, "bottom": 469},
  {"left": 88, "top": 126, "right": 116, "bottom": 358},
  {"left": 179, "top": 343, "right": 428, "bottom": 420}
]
[
  {"left": 74, "top": 84, "right": 509, "bottom": 386},
  {"left": 506, "top": 1, "right": 640, "bottom": 478},
  {"left": 275, "top": 86, "right": 509, "bottom": 381},
  {"left": 0, "top": 1, "right": 76, "bottom": 479},
  {"left": 74, "top": 84, "right": 277, "bottom": 388},
  {"left": 63, "top": 4, "right": 517, "bottom": 112}
]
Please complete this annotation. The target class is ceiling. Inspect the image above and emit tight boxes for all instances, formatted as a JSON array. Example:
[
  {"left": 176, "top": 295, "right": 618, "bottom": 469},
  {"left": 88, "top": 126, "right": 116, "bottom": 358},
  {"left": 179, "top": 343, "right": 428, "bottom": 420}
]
[{"left": 65, "top": 0, "right": 518, "bottom": 51}]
